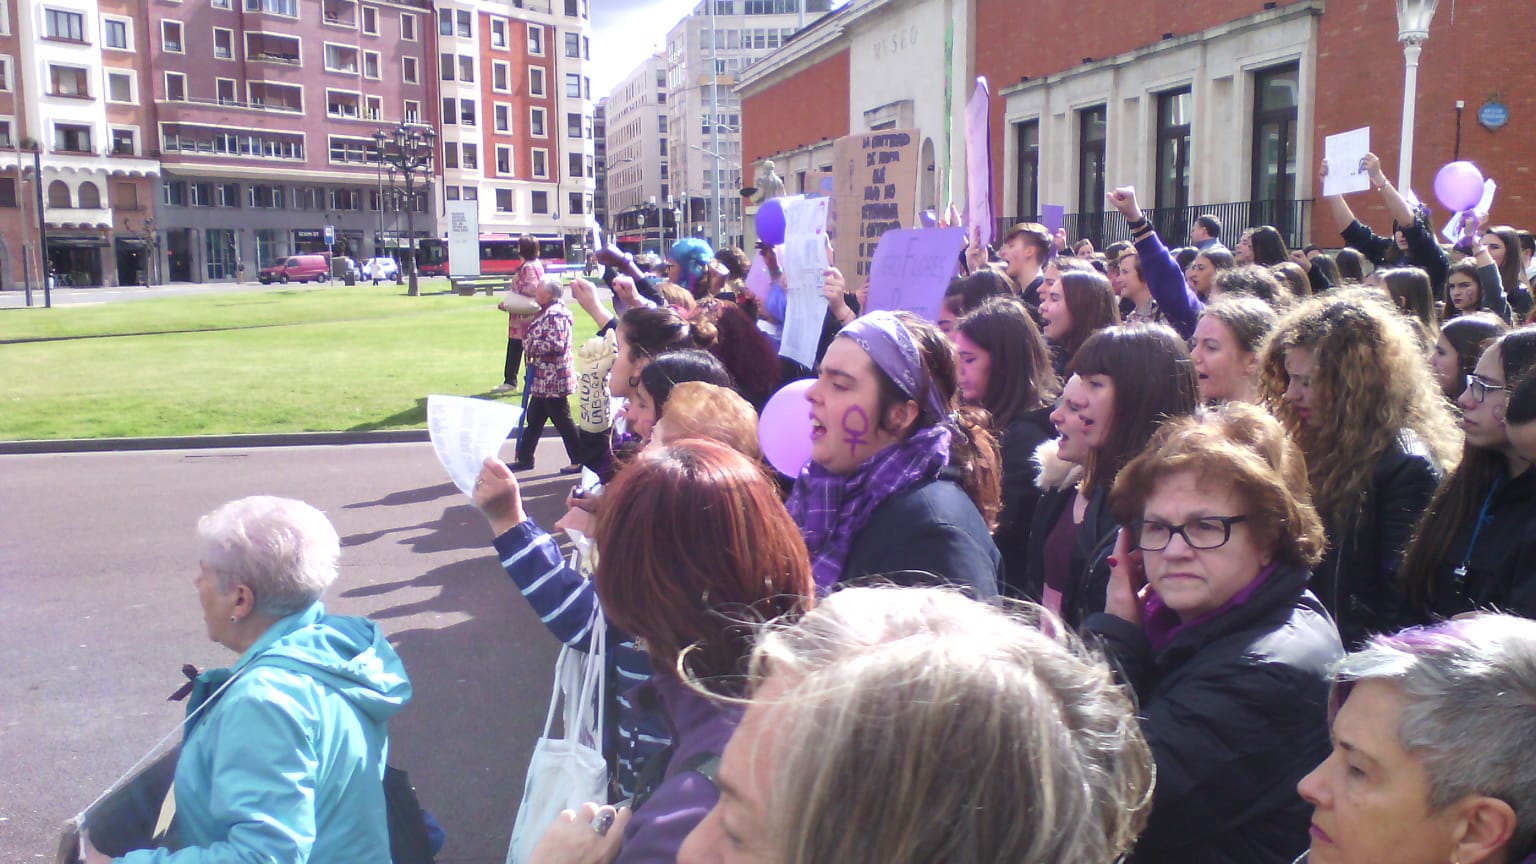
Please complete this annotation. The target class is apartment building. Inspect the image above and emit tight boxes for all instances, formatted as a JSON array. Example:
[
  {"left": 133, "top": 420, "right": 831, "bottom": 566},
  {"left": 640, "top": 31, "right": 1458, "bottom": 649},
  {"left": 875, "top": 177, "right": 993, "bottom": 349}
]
[
  {"left": 146, "top": 0, "right": 439, "bottom": 282},
  {"left": 665, "top": 0, "right": 831, "bottom": 251},
  {"left": 592, "top": 94, "right": 606, "bottom": 232},
  {"left": 605, "top": 52, "right": 670, "bottom": 253}
]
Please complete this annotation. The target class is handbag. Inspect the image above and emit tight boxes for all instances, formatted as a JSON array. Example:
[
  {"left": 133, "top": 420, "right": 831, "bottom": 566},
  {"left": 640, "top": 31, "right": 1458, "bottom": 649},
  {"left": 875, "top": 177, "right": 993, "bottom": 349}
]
[{"left": 504, "top": 606, "right": 609, "bottom": 864}]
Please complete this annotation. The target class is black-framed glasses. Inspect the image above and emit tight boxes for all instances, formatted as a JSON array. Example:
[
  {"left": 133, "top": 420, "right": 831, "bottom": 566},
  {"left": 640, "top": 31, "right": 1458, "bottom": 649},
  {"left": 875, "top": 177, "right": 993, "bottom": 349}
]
[
  {"left": 1466, "top": 374, "right": 1507, "bottom": 403},
  {"left": 1130, "top": 515, "right": 1250, "bottom": 551}
]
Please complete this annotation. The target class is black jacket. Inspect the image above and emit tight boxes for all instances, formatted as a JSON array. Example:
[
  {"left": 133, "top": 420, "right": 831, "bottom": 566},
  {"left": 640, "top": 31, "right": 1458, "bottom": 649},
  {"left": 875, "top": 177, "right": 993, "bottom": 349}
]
[
  {"left": 1018, "top": 441, "right": 1117, "bottom": 629},
  {"left": 1341, "top": 217, "right": 1449, "bottom": 294},
  {"left": 1425, "top": 465, "right": 1536, "bottom": 619},
  {"left": 1313, "top": 430, "right": 1441, "bottom": 648},
  {"left": 841, "top": 471, "right": 1001, "bottom": 599},
  {"left": 994, "top": 407, "right": 1055, "bottom": 595},
  {"left": 1085, "top": 563, "right": 1344, "bottom": 864}
]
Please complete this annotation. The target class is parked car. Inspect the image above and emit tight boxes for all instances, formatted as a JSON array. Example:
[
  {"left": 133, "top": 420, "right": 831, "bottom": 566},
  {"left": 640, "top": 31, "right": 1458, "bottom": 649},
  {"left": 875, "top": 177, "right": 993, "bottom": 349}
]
[
  {"left": 259, "top": 254, "right": 331, "bottom": 284},
  {"left": 360, "top": 257, "right": 401, "bottom": 282}
]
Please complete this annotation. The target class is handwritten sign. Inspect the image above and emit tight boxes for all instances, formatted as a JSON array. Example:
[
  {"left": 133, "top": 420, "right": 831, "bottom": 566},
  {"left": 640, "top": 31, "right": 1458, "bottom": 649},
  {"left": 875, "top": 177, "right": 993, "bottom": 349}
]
[
  {"left": 779, "top": 195, "right": 831, "bottom": 369},
  {"left": 830, "top": 130, "right": 919, "bottom": 286},
  {"left": 1323, "top": 127, "right": 1372, "bottom": 197},
  {"left": 864, "top": 228, "right": 964, "bottom": 323}
]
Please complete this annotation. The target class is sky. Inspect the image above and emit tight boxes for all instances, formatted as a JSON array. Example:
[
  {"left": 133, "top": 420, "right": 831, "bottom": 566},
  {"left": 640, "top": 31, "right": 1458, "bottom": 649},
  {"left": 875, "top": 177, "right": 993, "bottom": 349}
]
[{"left": 589, "top": 0, "right": 699, "bottom": 99}]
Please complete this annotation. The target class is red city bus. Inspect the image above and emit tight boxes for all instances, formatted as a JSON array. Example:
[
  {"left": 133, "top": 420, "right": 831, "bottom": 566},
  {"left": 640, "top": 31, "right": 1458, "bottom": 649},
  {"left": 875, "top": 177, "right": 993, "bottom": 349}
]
[{"left": 418, "top": 235, "right": 570, "bottom": 276}]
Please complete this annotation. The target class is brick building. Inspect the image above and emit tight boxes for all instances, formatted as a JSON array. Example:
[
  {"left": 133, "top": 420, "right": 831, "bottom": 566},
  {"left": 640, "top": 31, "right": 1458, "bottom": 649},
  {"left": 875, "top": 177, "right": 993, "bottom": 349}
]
[{"left": 740, "top": 0, "right": 1536, "bottom": 252}]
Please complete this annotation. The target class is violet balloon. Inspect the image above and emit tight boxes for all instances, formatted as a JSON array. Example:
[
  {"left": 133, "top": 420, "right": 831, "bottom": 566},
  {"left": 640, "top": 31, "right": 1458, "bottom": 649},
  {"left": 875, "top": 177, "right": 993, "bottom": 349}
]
[
  {"left": 1434, "top": 161, "right": 1485, "bottom": 213},
  {"left": 759, "top": 378, "right": 816, "bottom": 477},
  {"left": 756, "top": 198, "right": 786, "bottom": 246}
]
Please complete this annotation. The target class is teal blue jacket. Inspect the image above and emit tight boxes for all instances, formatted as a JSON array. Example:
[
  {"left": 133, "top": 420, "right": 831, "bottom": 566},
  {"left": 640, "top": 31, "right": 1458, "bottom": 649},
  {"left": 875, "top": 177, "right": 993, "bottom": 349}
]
[{"left": 118, "top": 602, "right": 411, "bottom": 864}]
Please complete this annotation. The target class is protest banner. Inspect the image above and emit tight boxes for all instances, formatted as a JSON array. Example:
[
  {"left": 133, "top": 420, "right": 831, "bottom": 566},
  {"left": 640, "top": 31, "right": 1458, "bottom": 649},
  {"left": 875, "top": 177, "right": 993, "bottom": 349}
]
[
  {"left": 830, "top": 130, "right": 920, "bottom": 286},
  {"left": 864, "top": 227, "right": 965, "bottom": 323},
  {"left": 778, "top": 195, "right": 831, "bottom": 370}
]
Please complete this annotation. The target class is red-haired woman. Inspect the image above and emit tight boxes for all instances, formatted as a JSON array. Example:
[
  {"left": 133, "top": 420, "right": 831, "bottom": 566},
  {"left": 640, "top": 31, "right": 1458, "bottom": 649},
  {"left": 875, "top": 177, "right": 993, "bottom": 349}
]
[{"left": 486, "top": 440, "right": 814, "bottom": 864}]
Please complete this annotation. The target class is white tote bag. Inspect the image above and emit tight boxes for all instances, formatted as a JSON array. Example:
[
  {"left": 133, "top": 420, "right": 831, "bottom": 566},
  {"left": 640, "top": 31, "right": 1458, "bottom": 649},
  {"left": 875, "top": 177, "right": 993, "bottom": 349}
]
[{"left": 505, "top": 606, "right": 608, "bottom": 864}]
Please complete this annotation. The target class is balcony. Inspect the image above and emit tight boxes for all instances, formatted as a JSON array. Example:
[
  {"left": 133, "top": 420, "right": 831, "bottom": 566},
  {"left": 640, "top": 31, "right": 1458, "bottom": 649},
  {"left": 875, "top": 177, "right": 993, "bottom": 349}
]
[
  {"left": 994, "top": 199, "right": 1315, "bottom": 253},
  {"left": 327, "top": 91, "right": 361, "bottom": 119},
  {"left": 246, "top": 32, "right": 302, "bottom": 66},
  {"left": 322, "top": 0, "right": 357, "bottom": 27}
]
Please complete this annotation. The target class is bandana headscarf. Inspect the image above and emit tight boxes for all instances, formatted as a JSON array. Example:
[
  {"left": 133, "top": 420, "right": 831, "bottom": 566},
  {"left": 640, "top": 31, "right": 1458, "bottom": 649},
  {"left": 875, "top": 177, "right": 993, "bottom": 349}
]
[{"left": 838, "top": 312, "right": 947, "bottom": 421}]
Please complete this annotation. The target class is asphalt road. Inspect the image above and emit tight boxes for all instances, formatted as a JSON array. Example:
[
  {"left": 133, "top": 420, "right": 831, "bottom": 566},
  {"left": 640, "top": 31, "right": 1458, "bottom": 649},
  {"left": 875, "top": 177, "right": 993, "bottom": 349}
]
[{"left": 0, "top": 439, "right": 579, "bottom": 863}]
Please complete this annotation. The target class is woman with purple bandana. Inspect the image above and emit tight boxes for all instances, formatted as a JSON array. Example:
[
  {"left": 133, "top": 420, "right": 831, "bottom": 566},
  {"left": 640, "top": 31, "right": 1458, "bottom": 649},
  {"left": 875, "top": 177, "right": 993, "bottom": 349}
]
[
  {"left": 1084, "top": 401, "right": 1343, "bottom": 864},
  {"left": 786, "top": 310, "right": 1003, "bottom": 597}
]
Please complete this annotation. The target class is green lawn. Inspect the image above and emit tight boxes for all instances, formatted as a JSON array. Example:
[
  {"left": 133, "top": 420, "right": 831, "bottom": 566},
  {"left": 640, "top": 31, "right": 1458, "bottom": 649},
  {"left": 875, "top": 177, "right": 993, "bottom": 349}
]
[{"left": 0, "top": 283, "right": 599, "bottom": 440}]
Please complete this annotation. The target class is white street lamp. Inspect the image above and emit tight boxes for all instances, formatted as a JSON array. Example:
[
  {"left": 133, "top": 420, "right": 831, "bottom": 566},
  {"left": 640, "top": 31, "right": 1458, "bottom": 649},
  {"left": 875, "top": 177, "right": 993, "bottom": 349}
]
[
  {"left": 1396, "top": 0, "right": 1439, "bottom": 190},
  {"left": 691, "top": 142, "right": 734, "bottom": 248}
]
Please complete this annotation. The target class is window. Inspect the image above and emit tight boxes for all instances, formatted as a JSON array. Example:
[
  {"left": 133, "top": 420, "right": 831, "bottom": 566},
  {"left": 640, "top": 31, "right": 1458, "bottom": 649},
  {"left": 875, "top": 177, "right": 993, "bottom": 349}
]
[
  {"left": 0, "top": 57, "right": 11, "bottom": 92},
  {"left": 363, "top": 50, "right": 380, "bottom": 78},
  {"left": 565, "top": 73, "right": 581, "bottom": 98},
  {"left": 324, "top": 44, "right": 358, "bottom": 73},
  {"left": 456, "top": 10, "right": 470, "bottom": 37},
  {"left": 531, "top": 148, "right": 548, "bottom": 178},
  {"left": 402, "top": 57, "right": 418, "bottom": 84},
  {"left": 566, "top": 112, "right": 582, "bottom": 138},
  {"left": 490, "top": 18, "right": 506, "bottom": 48},
  {"left": 586, "top": 155, "right": 594, "bottom": 177},
  {"left": 458, "top": 55, "right": 473, "bottom": 82},
  {"left": 47, "top": 179, "right": 72, "bottom": 208},
  {"left": 496, "top": 145, "right": 512, "bottom": 174},
  {"left": 438, "top": 9, "right": 451, "bottom": 36},
  {"left": 190, "top": 182, "right": 215, "bottom": 207},
  {"left": 496, "top": 188, "right": 513, "bottom": 211},
  {"left": 1252, "top": 63, "right": 1299, "bottom": 228},
  {"left": 0, "top": 118, "right": 13, "bottom": 147},
  {"left": 46, "top": 9, "right": 85, "bottom": 41},
  {"left": 0, "top": 177, "right": 14, "bottom": 208},
  {"left": 216, "top": 78, "right": 237, "bottom": 104},
  {"left": 103, "top": 18, "right": 129, "bottom": 49},
  {"left": 442, "top": 97, "right": 456, "bottom": 124},
  {"left": 569, "top": 192, "right": 584, "bottom": 215},
  {"left": 245, "top": 0, "right": 299, "bottom": 16},
  {"left": 445, "top": 185, "right": 459, "bottom": 200},
  {"left": 564, "top": 0, "right": 579, "bottom": 16},
  {"left": 531, "top": 190, "right": 549, "bottom": 213},
  {"left": 163, "top": 180, "right": 186, "bottom": 206},
  {"left": 1077, "top": 105, "right": 1106, "bottom": 221},
  {"left": 442, "top": 142, "right": 457, "bottom": 168},
  {"left": 361, "top": 6, "right": 376, "bottom": 34},
  {"left": 400, "top": 12, "right": 416, "bottom": 40},
  {"left": 527, "top": 24, "right": 543, "bottom": 55},
  {"left": 110, "top": 127, "right": 136, "bottom": 155},
  {"left": 530, "top": 107, "right": 546, "bottom": 137},
  {"left": 213, "top": 27, "right": 234, "bottom": 59},
  {"left": 528, "top": 67, "right": 545, "bottom": 97},
  {"left": 404, "top": 99, "right": 420, "bottom": 123},
  {"left": 439, "top": 51, "right": 454, "bottom": 80},
  {"left": 494, "top": 104, "right": 511, "bottom": 132},
  {"left": 1155, "top": 88, "right": 1192, "bottom": 219},
  {"left": 564, "top": 31, "right": 579, "bottom": 58},
  {"left": 249, "top": 184, "right": 284, "bottom": 208},
  {"left": 216, "top": 182, "right": 240, "bottom": 207},
  {"left": 327, "top": 89, "right": 360, "bottom": 117},
  {"left": 583, "top": 36, "right": 589, "bottom": 59},
  {"left": 460, "top": 98, "right": 475, "bottom": 125},
  {"left": 366, "top": 95, "right": 381, "bottom": 120},
  {"left": 568, "top": 152, "right": 582, "bottom": 178},
  {"left": 54, "top": 123, "right": 93, "bottom": 153},
  {"left": 246, "top": 31, "right": 301, "bottom": 65},
  {"left": 492, "top": 61, "right": 509, "bottom": 92},
  {"left": 107, "top": 71, "right": 133, "bottom": 103},
  {"left": 1014, "top": 120, "right": 1039, "bottom": 219},
  {"left": 162, "top": 20, "right": 184, "bottom": 52},
  {"left": 114, "top": 181, "right": 138, "bottom": 208},
  {"left": 463, "top": 187, "right": 478, "bottom": 201},
  {"left": 462, "top": 142, "right": 477, "bottom": 170},
  {"left": 51, "top": 65, "right": 89, "bottom": 98},
  {"left": 165, "top": 71, "right": 187, "bottom": 100}
]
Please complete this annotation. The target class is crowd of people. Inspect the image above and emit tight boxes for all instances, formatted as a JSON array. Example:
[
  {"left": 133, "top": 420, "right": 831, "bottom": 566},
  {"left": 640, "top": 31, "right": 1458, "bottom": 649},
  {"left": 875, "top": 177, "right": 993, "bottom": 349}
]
[{"left": 100, "top": 150, "right": 1536, "bottom": 864}]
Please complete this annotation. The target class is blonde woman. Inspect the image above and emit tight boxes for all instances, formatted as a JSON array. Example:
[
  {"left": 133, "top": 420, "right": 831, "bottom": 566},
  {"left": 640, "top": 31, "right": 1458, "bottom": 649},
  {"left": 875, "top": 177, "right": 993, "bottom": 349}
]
[{"left": 1258, "top": 289, "right": 1462, "bottom": 646}]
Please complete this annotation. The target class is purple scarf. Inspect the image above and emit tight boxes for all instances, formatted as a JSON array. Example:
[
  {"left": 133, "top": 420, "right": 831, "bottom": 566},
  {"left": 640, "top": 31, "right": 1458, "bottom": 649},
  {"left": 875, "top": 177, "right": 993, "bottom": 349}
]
[
  {"left": 786, "top": 425, "right": 951, "bottom": 591},
  {"left": 1143, "top": 561, "right": 1278, "bottom": 653}
]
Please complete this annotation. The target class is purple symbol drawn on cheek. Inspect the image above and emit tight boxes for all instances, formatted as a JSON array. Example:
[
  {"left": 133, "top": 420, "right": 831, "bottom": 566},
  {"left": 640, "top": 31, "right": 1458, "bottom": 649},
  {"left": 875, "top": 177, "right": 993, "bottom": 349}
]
[{"left": 841, "top": 405, "right": 870, "bottom": 458}]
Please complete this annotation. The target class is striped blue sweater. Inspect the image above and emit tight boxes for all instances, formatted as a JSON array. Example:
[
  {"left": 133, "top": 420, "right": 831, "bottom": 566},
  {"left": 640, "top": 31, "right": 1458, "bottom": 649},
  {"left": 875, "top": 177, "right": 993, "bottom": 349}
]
[{"left": 492, "top": 521, "right": 668, "bottom": 800}]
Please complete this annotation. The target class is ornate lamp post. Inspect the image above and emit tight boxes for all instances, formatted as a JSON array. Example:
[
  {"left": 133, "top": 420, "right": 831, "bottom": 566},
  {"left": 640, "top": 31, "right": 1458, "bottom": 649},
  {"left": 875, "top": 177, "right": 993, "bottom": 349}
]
[
  {"left": 1395, "top": 0, "right": 1439, "bottom": 189},
  {"left": 372, "top": 123, "right": 435, "bottom": 296}
]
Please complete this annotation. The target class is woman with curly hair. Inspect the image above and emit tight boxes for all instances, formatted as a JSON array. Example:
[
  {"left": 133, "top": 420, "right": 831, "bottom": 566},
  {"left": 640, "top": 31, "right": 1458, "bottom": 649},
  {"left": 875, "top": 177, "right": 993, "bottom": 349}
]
[{"left": 1258, "top": 289, "right": 1462, "bottom": 647}]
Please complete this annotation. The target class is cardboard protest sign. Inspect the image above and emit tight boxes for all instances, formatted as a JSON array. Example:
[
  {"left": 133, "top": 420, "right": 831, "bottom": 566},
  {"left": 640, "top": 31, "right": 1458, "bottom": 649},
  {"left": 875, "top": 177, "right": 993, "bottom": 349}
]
[
  {"left": 830, "top": 130, "right": 920, "bottom": 286},
  {"left": 864, "top": 228, "right": 965, "bottom": 323}
]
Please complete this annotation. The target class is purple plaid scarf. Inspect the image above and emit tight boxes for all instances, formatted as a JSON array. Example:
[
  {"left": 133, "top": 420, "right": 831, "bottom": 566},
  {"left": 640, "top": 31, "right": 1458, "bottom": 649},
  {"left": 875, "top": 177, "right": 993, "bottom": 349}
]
[{"left": 786, "top": 425, "right": 951, "bottom": 591}]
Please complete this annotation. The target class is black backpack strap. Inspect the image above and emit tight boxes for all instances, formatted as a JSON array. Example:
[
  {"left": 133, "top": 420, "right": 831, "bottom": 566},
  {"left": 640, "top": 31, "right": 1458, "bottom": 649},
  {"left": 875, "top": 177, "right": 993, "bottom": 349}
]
[{"left": 628, "top": 748, "right": 721, "bottom": 812}]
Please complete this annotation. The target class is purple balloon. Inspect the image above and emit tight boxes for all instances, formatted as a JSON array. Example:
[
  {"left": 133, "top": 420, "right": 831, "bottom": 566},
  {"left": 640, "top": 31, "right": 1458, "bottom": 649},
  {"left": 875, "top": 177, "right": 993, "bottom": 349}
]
[
  {"left": 756, "top": 198, "right": 786, "bottom": 247},
  {"left": 1434, "top": 161, "right": 1484, "bottom": 213},
  {"left": 758, "top": 378, "right": 815, "bottom": 477}
]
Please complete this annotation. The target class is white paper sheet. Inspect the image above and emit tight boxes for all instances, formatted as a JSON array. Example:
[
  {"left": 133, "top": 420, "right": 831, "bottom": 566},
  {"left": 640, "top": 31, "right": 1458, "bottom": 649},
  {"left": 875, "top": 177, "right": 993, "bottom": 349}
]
[
  {"left": 1441, "top": 179, "right": 1500, "bottom": 244},
  {"left": 1323, "top": 127, "right": 1372, "bottom": 197},
  {"left": 779, "top": 195, "right": 831, "bottom": 370},
  {"left": 426, "top": 394, "right": 524, "bottom": 497}
]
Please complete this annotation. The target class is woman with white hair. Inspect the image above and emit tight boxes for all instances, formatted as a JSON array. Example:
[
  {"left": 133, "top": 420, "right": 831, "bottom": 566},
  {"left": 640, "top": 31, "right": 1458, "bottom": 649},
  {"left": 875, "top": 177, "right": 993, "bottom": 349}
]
[
  {"left": 88, "top": 496, "right": 411, "bottom": 864},
  {"left": 515, "top": 274, "right": 584, "bottom": 474},
  {"left": 1298, "top": 613, "right": 1536, "bottom": 864},
  {"left": 676, "top": 586, "right": 1154, "bottom": 864}
]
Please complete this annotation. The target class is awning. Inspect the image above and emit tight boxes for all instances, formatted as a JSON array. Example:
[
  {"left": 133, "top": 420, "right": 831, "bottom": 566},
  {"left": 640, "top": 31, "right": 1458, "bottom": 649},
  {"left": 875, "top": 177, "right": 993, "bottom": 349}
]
[
  {"left": 114, "top": 236, "right": 148, "bottom": 248},
  {"left": 48, "top": 236, "right": 110, "bottom": 248}
]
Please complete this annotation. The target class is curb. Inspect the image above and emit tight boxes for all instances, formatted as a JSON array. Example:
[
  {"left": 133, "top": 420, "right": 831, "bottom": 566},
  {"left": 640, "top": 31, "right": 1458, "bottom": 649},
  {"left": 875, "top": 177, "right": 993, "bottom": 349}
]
[{"left": 0, "top": 429, "right": 432, "bottom": 455}]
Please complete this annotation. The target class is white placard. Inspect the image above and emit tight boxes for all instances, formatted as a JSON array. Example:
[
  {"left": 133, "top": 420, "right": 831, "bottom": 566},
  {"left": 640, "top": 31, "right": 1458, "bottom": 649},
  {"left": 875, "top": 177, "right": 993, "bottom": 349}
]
[
  {"left": 446, "top": 200, "right": 481, "bottom": 277},
  {"left": 1323, "top": 127, "right": 1372, "bottom": 197},
  {"left": 778, "top": 195, "right": 831, "bottom": 370},
  {"left": 426, "top": 394, "right": 523, "bottom": 497}
]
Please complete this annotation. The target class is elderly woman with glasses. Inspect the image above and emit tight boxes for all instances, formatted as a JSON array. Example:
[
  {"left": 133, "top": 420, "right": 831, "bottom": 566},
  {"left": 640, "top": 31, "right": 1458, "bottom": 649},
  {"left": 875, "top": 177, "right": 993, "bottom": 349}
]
[
  {"left": 1298, "top": 613, "right": 1536, "bottom": 864},
  {"left": 1085, "top": 402, "right": 1344, "bottom": 864}
]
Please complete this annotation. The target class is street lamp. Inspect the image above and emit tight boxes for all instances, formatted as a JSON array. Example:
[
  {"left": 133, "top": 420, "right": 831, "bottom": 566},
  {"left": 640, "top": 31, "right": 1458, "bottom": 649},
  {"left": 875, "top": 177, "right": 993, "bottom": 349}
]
[
  {"left": 372, "top": 122, "right": 435, "bottom": 296},
  {"left": 1395, "top": 0, "right": 1439, "bottom": 189},
  {"left": 690, "top": 143, "right": 733, "bottom": 248}
]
